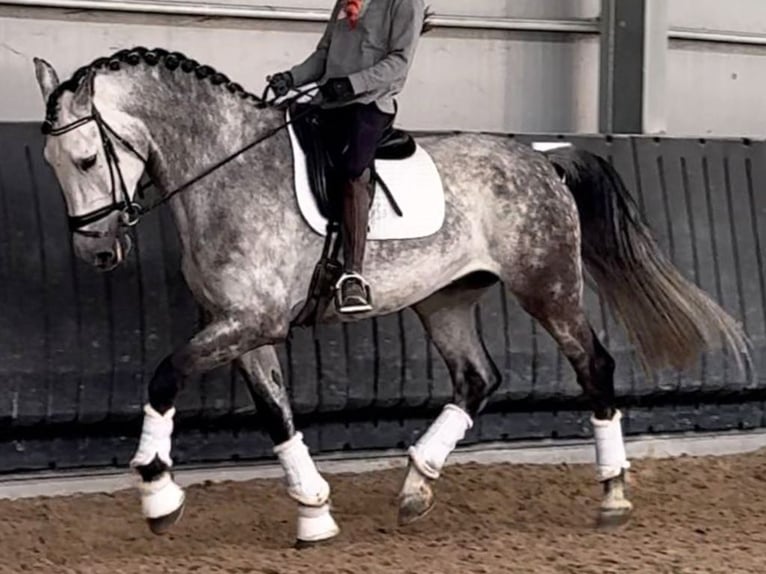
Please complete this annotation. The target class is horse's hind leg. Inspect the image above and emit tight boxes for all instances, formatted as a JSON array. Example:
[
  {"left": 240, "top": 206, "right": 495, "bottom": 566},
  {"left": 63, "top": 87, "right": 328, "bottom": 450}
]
[
  {"left": 236, "top": 346, "right": 339, "bottom": 546},
  {"left": 508, "top": 262, "right": 633, "bottom": 527},
  {"left": 398, "top": 273, "right": 501, "bottom": 525}
]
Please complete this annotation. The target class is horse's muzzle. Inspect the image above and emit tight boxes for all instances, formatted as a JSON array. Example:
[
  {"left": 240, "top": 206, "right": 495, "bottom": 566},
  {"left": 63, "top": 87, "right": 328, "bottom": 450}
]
[{"left": 76, "top": 232, "right": 132, "bottom": 272}]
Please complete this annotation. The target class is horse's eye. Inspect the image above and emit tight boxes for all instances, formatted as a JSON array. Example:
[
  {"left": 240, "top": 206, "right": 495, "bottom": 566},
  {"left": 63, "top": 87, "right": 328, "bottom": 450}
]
[{"left": 79, "top": 154, "right": 97, "bottom": 171}]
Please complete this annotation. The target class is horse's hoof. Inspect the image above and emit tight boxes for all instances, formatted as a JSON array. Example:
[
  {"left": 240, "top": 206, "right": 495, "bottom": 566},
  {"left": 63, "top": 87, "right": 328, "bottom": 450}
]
[
  {"left": 596, "top": 503, "right": 632, "bottom": 530},
  {"left": 295, "top": 503, "right": 340, "bottom": 547},
  {"left": 398, "top": 492, "right": 435, "bottom": 526},
  {"left": 596, "top": 508, "right": 632, "bottom": 530},
  {"left": 146, "top": 500, "right": 185, "bottom": 535},
  {"left": 139, "top": 472, "right": 186, "bottom": 536}
]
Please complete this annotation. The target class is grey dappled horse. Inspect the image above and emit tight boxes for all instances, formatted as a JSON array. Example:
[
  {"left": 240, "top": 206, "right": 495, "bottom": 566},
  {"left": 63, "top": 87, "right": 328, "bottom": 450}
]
[{"left": 32, "top": 47, "right": 750, "bottom": 546}]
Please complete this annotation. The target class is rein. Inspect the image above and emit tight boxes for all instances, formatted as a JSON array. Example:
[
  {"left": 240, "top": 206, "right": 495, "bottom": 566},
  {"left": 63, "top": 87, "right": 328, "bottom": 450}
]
[{"left": 44, "top": 84, "right": 317, "bottom": 237}]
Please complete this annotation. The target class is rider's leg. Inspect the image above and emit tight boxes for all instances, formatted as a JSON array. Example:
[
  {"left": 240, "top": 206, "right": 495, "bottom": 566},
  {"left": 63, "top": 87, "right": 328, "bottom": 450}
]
[
  {"left": 338, "top": 167, "right": 373, "bottom": 313},
  {"left": 337, "top": 102, "right": 394, "bottom": 314}
]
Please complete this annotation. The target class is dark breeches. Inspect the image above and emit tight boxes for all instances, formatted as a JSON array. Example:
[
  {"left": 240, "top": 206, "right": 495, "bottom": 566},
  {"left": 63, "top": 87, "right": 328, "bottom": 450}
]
[{"left": 317, "top": 102, "right": 393, "bottom": 179}]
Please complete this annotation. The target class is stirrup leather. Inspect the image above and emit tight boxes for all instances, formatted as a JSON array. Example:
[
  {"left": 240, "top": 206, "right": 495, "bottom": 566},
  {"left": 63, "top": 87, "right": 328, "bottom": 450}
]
[{"left": 334, "top": 272, "right": 373, "bottom": 313}]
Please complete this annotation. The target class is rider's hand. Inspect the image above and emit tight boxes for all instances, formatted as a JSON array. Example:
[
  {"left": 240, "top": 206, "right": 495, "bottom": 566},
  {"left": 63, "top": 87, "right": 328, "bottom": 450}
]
[
  {"left": 267, "top": 71, "right": 294, "bottom": 97},
  {"left": 319, "top": 77, "right": 355, "bottom": 103}
]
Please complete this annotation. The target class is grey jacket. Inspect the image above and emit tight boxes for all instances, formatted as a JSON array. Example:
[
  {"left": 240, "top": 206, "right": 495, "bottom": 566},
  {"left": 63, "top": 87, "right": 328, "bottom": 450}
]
[{"left": 289, "top": 0, "right": 425, "bottom": 114}]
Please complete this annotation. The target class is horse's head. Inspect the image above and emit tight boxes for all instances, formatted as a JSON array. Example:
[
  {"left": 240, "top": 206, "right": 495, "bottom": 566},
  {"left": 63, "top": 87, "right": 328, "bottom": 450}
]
[{"left": 33, "top": 57, "right": 149, "bottom": 271}]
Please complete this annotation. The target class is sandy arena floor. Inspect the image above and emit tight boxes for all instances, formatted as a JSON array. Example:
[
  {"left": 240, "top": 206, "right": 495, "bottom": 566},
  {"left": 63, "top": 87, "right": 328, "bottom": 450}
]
[{"left": 1, "top": 450, "right": 765, "bottom": 573}]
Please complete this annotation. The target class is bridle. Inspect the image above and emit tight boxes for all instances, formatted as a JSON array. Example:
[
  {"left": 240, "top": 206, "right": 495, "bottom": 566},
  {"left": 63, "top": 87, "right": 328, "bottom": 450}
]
[
  {"left": 43, "top": 83, "right": 317, "bottom": 239},
  {"left": 44, "top": 106, "right": 148, "bottom": 238}
]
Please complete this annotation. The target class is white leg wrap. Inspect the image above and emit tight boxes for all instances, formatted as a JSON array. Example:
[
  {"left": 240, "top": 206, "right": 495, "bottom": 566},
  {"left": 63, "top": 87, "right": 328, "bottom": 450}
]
[
  {"left": 592, "top": 410, "right": 631, "bottom": 482},
  {"left": 296, "top": 503, "right": 340, "bottom": 543},
  {"left": 274, "top": 432, "right": 330, "bottom": 507},
  {"left": 408, "top": 404, "right": 473, "bottom": 480},
  {"left": 130, "top": 404, "right": 175, "bottom": 468},
  {"left": 138, "top": 472, "right": 185, "bottom": 519}
]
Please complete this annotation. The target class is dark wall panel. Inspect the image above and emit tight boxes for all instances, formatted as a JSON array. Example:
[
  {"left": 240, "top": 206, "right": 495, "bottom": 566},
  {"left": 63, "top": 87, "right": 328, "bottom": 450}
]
[{"left": 1, "top": 123, "right": 765, "bottom": 473}]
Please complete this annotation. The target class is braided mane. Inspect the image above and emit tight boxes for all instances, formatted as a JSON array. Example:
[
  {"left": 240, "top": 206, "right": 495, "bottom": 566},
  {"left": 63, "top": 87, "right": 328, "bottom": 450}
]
[{"left": 44, "top": 46, "right": 262, "bottom": 127}]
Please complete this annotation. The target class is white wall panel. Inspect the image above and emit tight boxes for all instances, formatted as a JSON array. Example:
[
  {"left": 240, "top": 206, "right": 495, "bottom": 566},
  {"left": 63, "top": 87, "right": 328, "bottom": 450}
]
[
  {"left": 669, "top": 0, "right": 766, "bottom": 35},
  {"left": 667, "top": 42, "right": 766, "bottom": 137},
  {"left": 0, "top": 3, "right": 599, "bottom": 133}
]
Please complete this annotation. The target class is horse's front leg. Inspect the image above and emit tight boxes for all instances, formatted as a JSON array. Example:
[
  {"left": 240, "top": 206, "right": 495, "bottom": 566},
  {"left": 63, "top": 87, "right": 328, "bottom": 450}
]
[
  {"left": 130, "top": 315, "right": 281, "bottom": 535},
  {"left": 236, "top": 345, "right": 339, "bottom": 546}
]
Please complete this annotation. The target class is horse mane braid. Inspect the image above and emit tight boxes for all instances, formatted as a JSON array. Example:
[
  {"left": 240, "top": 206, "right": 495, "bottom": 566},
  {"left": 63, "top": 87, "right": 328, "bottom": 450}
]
[{"left": 44, "top": 46, "right": 255, "bottom": 127}]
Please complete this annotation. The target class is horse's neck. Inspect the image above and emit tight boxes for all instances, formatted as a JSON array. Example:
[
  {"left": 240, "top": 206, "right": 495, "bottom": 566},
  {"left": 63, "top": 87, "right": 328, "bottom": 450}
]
[
  {"left": 143, "top": 99, "right": 290, "bottom": 254},
  {"left": 146, "top": 101, "right": 282, "bottom": 193}
]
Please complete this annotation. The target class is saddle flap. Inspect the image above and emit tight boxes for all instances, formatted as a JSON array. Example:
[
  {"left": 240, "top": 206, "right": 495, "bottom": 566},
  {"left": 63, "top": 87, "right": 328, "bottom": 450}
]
[{"left": 288, "top": 102, "right": 337, "bottom": 221}]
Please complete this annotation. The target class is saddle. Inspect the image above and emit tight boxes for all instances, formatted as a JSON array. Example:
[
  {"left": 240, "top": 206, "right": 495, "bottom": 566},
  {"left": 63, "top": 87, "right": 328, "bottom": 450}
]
[
  {"left": 288, "top": 101, "right": 416, "bottom": 222},
  {"left": 288, "top": 101, "right": 417, "bottom": 327}
]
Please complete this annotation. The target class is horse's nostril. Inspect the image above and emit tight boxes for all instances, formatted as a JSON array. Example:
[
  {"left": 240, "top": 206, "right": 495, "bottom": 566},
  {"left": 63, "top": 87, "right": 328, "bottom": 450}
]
[{"left": 95, "top": 250, "right": 116, "bottom": 267}]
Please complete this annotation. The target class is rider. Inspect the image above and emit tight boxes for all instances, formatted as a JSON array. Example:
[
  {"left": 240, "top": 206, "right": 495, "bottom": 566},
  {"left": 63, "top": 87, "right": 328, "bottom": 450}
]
[{"left": 268, "top": 0, "right": 426, "bottom": 314}]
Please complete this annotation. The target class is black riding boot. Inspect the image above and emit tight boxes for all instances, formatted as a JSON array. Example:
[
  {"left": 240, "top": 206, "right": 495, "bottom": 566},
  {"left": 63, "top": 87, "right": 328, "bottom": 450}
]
[{"left": 337, "top": 168, "right": 373, "bottom": 314}]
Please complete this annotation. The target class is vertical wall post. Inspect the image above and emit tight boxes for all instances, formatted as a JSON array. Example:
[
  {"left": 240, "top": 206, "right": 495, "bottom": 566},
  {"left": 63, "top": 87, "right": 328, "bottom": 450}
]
[
  {"left": 642, "top": 0, "right": 669, "bottom": 134},
  {"left": 599, "top": 0, "right": 667, "bottom": 134}
]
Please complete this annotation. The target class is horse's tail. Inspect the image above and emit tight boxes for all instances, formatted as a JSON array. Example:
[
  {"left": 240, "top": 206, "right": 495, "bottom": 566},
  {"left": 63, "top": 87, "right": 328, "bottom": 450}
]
[{"left": 546, "top": 146, "right": 752, "bottom": 379}]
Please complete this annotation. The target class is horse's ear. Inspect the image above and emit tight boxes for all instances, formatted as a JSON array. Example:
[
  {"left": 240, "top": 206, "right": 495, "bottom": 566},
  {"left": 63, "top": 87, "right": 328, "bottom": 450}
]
[
  {"left": 33, "top": 57, "right": 60, "bottom": 103},
  {"left": 72, "top": 68, "right": 96, "bottom": 112}
]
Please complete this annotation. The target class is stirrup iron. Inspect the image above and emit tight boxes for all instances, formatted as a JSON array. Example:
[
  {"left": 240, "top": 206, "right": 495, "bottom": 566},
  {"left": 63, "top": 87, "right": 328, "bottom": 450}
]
[{"left": 334, "top": 272, "right": 372, "bottom": 313}]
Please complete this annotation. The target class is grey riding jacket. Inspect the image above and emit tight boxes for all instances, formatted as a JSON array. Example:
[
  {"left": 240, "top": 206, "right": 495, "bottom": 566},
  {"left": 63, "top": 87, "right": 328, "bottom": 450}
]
[{"left": 289, "top": 0, "right": 425, "bottom": 114}]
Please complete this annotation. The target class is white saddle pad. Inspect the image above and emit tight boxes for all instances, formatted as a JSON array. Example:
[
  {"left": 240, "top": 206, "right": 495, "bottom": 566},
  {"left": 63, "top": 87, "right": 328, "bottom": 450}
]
[
  {"left": 532, "top": 141, "right": 573, "bottom": 152},
  {"left": 287, "top": 111, "right": 445, "bottom": 240}
]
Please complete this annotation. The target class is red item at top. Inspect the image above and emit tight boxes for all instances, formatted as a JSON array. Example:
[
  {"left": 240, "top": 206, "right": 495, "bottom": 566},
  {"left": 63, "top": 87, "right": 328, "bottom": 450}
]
[{"left": 345, "top": 0, "right": 363, "bottom": 29}]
